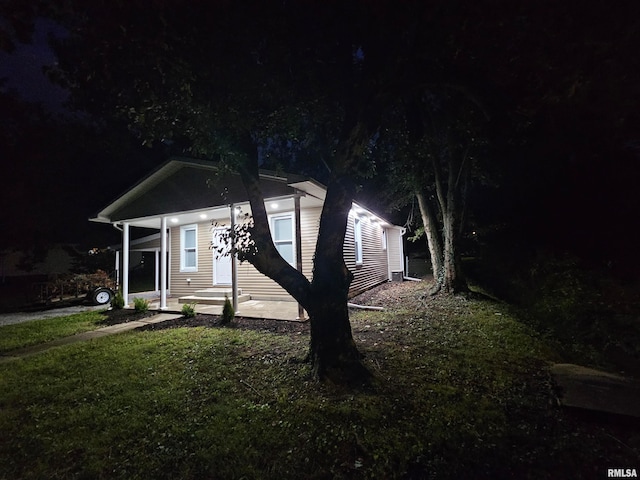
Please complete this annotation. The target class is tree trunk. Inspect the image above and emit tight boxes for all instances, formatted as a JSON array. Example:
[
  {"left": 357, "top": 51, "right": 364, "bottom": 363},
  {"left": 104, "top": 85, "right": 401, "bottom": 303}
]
[
  {"left": 415, "top": 190, "right": 443, "bottom": 291},
  {"left": 431, "top": 148, "right": 467, "bottom": 295},
  {"left": 237, "top": 122, "right": 373, "bottom": 386},
  {"left": 307, "top": 173, "right": 371, "bottom": 386},
  {"left": 441, "top": 206, "right": 466, "bottom": 293},
  {"left": 306, "top": 286, "right": 370, "bottom": 386}
]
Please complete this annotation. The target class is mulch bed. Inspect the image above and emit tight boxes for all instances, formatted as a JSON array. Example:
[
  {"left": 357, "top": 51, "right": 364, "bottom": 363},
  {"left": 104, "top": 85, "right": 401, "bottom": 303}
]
[
  {"left": 98, "top": 309, "right": 161, "bottom": 326},
  {"left": 137, "top": 315, "right": 311, "bottom": 335}
]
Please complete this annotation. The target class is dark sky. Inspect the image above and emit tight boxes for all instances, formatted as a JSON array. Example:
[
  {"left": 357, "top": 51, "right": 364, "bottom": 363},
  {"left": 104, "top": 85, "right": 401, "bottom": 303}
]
[
  {"left": 0, "top": 18, "right": 68, "bottom": 111},
  {"left": 0, "top": 19, "right": 164, "bottom": 248},
  {"left": 1, "top": 7, "right": 639, "bottom": 278}
]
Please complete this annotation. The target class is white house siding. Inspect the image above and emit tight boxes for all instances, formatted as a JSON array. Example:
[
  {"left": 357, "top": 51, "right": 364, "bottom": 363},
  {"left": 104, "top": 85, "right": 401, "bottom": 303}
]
[
  {"left": 168, "top": 208, "right": 324, "bottom": 300},
  {"left": 237, "top": 207, "right": 322, "bottom": 301},
  {"left": 168, "top": 207, "right": 393, "bottom": 300},
  {"left": 344, "top": 210, "right": 390, "bottom": 297},
  {"left": 299, "top": 207, "right": 321, "bottom": 279},
  {"left": 169, "top": 222, "right": 214, "bottom": 297}
]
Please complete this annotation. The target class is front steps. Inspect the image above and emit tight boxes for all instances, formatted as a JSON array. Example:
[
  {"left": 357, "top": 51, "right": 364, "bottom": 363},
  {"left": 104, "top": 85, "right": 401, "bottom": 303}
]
[{"left": 178, "top": 288, "right": 250, "bottom": 305}]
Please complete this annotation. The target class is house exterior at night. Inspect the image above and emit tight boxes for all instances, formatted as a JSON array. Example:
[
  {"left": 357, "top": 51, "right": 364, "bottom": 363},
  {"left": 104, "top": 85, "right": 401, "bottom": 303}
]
[{"left": 91, "top": 157, "right": 405, "bottom": 311}]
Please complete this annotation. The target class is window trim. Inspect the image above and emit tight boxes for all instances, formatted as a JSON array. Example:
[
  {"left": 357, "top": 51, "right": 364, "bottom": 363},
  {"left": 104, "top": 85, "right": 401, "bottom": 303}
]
[
  {"left": 269, "top": 212, "right": 296, "bottom": 266},
  {"left": 180, "top": 224, "right": 198, "bottom": 272},
  {"left": 354, "top": 217, "right": 363, "bottom": 265}
]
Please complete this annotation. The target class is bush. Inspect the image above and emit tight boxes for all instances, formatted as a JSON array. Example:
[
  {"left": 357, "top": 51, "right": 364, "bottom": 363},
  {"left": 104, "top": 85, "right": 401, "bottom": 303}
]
[
  {"left": 133, "top": 297, "right": 150, "bottom": 313},
  {"left": 221, "top": 296, "right": 235, "bottom": 325},
  {"left": 112, "top": 291, "right": 125, "bottom": 310},
  {"left": 181, "top": 303, "right": 196, "bottom": 318}
]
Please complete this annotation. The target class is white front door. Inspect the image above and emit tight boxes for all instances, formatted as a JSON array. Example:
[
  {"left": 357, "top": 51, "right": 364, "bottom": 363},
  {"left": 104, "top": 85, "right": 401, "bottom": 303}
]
[{"left": 212, "top": 227, "right": 232, "bottom": 285}]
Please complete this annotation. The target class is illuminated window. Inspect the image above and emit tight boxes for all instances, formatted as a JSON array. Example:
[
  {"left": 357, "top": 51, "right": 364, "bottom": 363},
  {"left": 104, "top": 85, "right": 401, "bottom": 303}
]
[
  {"left": 354, "top": 217, "right": 363, "bottom": 265},
  {"left": 270, "top": 213, "right": 295, "bottom": 265},
  {"left": 180, "top": 224, "right": 197, "bottom": 272}
]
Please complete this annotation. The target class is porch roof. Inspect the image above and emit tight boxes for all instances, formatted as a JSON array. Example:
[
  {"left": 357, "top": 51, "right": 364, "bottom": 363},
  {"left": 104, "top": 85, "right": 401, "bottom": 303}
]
[{"left": 90, "top": 157, "right": 323, "bottom": 228}]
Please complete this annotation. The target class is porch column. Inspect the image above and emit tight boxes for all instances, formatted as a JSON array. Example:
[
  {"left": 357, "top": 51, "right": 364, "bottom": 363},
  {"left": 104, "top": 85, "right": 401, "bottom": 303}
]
[
  {"left": 294, "top": 194, "right": 305, "bottom": 320},
  {"left": 160, "top": 216, "right": 168, "bottom": 310},
  {"left": 154, "top": 250, "right": 159, "bottom": 292},
  {"left": 122, "top": 222, "right": 130, "bottom": 306},
  {"left": 230, "top": 204, "right": 239, "bottom": 312}
]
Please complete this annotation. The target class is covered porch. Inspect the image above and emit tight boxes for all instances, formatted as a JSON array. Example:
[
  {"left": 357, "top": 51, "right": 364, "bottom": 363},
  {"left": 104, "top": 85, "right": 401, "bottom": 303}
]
[{"left": 129, "top": 291, "right": 304, "bottom": 321}]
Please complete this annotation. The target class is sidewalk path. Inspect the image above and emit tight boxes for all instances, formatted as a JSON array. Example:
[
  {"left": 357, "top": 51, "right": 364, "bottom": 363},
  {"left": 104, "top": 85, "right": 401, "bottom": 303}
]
[
  {"left": 551, "top": 363, "right": 640, "bottom": 418},
  {"left": 0, "top": 313, "right": 181, "bottom": 363}
]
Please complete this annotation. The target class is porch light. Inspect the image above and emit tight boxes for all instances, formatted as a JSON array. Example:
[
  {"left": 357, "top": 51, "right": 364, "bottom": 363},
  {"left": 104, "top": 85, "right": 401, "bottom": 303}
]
[
  {"left": 271, "top": 202, "right": 279, "bottom": 209},
  {"left": 170, "top": 218, "right": 179, "bottom": 223},
  {"left": 199, "top": 213, "right": 208, "bottom": 219}
]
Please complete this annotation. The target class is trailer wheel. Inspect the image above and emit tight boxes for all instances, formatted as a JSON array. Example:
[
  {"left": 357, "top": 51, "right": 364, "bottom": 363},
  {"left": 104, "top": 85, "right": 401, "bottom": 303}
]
[{"left": 91, "top": 287, "right": 113, "bottom": 305}]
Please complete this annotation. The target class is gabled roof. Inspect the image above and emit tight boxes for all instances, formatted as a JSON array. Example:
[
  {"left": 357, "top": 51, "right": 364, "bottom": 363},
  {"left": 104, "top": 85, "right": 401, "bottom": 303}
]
[
  {"left": 90, "top": 157, "right": 400, "bottom": 231},
  {"left": 91, "top": 157, "right": 321, "bottom": 224}
]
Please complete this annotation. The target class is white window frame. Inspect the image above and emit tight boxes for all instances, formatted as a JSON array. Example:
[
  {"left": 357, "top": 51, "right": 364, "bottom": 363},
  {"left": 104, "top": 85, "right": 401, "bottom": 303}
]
[
  {"left": 354, "top": 217, "right": 363, "bottom": 265},
  {"left": 269, "top": 212, "right": 296, "bottom": 266},
  {"left": 180, "top": 224, "right": 198, "bottom": 272}
]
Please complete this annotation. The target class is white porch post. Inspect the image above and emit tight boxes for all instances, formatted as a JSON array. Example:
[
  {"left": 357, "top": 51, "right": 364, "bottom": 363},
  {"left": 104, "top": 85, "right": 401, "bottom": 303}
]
[
  {"left": 122, "top": 222, "right": 130, "bottom": 307},
  {"left": 230, "top": 204, "right": 239, "bottom": 312},
  {"left": 154, "top": 250, "right": 159, "bottom": 293},
  {"left": 160, "top": 216, "right": 168, "bottom": 310},
  {"left": 294, "top": 194, "right": 305, "bottom": 320}
]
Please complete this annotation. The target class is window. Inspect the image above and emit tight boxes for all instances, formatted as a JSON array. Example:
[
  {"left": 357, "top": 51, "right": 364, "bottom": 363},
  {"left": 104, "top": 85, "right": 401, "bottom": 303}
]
[
  {"left": 354, "top": 217, "right": 363, "bottom": 265},
  {"left": 270, "top": 213, "right": 294, "bottom": 265},
  {"left": 180, "top": 224, "right": 197, "bottom": 272}
]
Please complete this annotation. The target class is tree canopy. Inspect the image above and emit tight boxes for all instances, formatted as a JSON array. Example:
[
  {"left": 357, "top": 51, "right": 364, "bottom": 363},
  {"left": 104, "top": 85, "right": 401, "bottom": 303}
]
[{"left": 2, "top": 0, "right": 639, "bottom": 379}]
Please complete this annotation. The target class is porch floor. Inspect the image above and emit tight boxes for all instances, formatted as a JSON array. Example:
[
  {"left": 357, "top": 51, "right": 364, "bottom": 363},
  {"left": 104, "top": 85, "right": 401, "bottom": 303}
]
[{"left": 130, "top": 293, "right": 306, "bottom": 321}]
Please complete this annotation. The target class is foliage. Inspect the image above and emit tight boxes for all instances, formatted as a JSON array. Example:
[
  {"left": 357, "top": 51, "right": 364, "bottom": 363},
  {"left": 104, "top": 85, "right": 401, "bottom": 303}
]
[
  {"left": 111, "top": 291, "right": 125, "bottom": 310},
  {"left": 0, "top": 290, "right": 637, "bottom": 478},
  {"left": 133, "top": 297, "right": 149, "bottom": 313},
  {"left": 221, "top": 296, "right": 234, "bottom": 325},
  {"left": 210, "top": 211, "right": 257, "bottom": 263},
  {"left": 180, "top": 303, "right": 196, "bottom": 318},
  {"left": 468, "top": 251, "right": 640, "bottom": 371}
]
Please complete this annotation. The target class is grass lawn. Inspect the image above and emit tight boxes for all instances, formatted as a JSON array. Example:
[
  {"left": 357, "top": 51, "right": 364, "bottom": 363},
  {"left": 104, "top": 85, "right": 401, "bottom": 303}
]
[
  {"left": 0, "top": 282, "right": 638, "bottom": 479},
  {"left": 0, "top": 311, "right": 109, "bottom": 354}
]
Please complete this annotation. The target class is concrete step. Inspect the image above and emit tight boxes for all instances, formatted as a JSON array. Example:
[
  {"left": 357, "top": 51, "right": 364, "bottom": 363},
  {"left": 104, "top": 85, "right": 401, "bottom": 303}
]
[
  {"left": 179, "top": 294, "right": 251, "bottom": 305},
  {"left": 193, "top": 288, "right": 242, "bottom": 297}
]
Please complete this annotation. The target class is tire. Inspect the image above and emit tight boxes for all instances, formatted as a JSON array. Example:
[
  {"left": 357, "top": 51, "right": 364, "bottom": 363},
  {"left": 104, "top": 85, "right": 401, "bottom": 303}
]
[{"left": 91, "top": 287, "right": 113, "bottom": 305}]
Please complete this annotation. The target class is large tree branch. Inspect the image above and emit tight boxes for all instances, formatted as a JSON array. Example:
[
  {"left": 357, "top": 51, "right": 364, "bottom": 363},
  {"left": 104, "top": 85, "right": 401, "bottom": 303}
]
[{"left": 236, "top": 156, "right": 312, "bottom": 309}]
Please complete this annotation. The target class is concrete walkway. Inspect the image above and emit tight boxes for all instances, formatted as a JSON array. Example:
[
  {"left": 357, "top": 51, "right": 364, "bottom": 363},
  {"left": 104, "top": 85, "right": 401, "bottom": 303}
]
[
  {"left": 146, "top": 297, "right": 305, "bottom": 321},
  {"left": 551, "top": 363, "right": 640, "bottom": 418},
  {"left": 0, "top": 313, "right": 182, "bottom": 363}
]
